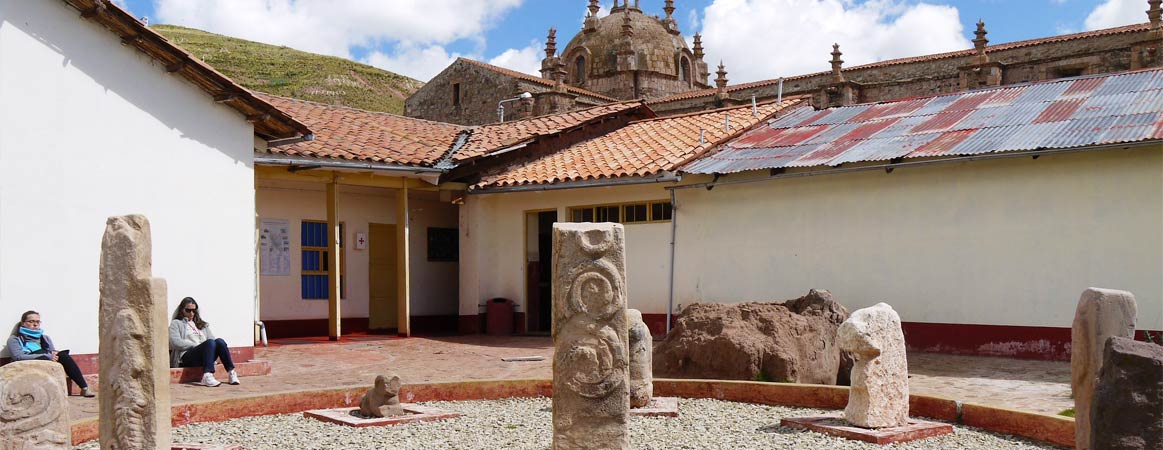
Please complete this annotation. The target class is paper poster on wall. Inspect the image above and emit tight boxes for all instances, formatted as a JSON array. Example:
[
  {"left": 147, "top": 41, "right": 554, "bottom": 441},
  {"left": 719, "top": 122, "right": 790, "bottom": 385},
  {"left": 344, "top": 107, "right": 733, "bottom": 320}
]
[{"left": 260, "top": 218, "right": 291, "bottom": 276}]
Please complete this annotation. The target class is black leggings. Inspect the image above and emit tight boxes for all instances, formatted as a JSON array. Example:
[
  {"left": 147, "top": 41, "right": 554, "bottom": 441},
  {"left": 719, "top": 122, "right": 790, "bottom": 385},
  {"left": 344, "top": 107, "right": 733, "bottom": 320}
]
[{"left": 56, "top": 353, "right": 87, "bottom": 389}]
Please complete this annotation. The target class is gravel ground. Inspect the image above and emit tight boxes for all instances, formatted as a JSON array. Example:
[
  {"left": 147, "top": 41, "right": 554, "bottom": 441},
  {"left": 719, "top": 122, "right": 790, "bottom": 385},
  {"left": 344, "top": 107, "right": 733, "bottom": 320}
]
[{"left": 74, "top": 398, "right": 1059, "bottom": 450}]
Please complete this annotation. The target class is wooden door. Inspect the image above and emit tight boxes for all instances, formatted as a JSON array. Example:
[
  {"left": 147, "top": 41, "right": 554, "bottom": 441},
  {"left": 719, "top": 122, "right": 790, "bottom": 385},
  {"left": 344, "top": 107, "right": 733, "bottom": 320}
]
[{"left": 369, "top": 223, "right": 398, "bottom": 331}]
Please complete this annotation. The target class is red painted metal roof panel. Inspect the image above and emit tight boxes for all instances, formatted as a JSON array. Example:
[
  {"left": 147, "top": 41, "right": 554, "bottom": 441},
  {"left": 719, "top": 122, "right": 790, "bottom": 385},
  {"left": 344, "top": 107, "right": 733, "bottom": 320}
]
[{"left": 683, "top": 68, "right": 1163, "bottom": 175}]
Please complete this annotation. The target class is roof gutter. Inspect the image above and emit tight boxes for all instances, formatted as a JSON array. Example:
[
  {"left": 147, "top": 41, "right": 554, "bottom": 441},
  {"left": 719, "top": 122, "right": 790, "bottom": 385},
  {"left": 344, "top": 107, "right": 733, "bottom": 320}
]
[
  {"left": 254, "top": 155, "right": 445, "bottom": 174},
  {"left": 470, "top": 173, "right": 682, "bottom": 194},
  {"left": 670, "top": 142, "right": 1159, "bottom": 191}
]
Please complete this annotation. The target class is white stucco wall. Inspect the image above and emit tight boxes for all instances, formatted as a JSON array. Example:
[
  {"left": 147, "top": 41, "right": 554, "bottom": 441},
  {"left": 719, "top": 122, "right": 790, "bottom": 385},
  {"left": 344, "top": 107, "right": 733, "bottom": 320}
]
[
  {"left": 461, "top": 147, "right": 1163, "bottom": 332},
  {"left": 256, "top": 181, "right": 459, "bottom": 322},
  {"left": 0, "top": 1, "right": 257, "bottom": 355}
]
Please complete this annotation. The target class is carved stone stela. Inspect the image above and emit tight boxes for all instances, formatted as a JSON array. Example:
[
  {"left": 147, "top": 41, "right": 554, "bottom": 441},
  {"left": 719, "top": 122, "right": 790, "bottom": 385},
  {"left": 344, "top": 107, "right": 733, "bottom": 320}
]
[
  {"left": 627, "top": 309, "right": 653, "bottom": 408},
  {"left": 99, "top": 215, "right": 171, "bottom": 450},
  {"left": 552, "top": 223, "right": 630, "bottom": 450},
  {"left": 0, "top": 361, "right": 71, "bottom": 450},
  {"left": 838, "top": 303, "right": 909, "bottom": 429}
]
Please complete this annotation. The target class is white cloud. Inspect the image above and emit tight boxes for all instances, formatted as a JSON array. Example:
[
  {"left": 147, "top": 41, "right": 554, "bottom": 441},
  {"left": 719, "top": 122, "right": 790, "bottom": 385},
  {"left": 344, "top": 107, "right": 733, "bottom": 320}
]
[
  {"left": 489, "top": 42, "right": 545, "bottom": 76},
  {"left": 697, "top": 0, "right": 971, "bottom": 84},
  {"left": 687, "top": 8, "right": 701, "bottom": 30},
  {"left": 153, "top": 0, "right": 524, "bottom": 80},
  {"left": 1084, "top": 0, "right": 1148, "bottom": 30}
]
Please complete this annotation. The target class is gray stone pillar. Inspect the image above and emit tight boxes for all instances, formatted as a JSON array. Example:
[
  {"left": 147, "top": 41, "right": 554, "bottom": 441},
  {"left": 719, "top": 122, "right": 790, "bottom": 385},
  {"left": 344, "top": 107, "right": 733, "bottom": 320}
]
[
  {"left": 1090, "top": 337, "right": 1163, "bottom": 450},
  {"left": 551, "top": 223, "right": 629, "bottom": 450},
  {"left": 627, "top": 309, "right": 653, "bottom": 408},
  {"left": 0, "top": 360, "right": 71, "bottom": 448},
  {"left": 838, "top": 302, "right": 909, "bottom": 428},
  {"left": 1071, "top": 287, "right": 1136, "bottom": 450},
  {"left": 99, "top": 215, "right": 171, "bottom": 450}
]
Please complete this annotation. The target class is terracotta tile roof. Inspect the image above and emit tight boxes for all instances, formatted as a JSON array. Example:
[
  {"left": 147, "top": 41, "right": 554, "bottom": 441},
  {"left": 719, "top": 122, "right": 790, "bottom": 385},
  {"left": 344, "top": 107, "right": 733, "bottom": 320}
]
[
  {"left": 453, "top": 101, "right": 650, "bottom": 162},
  {"left": 60, "top": 0, "right": 311, "bottom": 140},
  {"left": 474, "top": 98, "right": 806, "bottom": 188},
  {"left": 650, "top": 22, "right": 1153, "bottom": 105},
  {"left": 259, "top": 94, "right": 466, "bottom": 166},
  {"left": 458, "top": 58, "right": 620, "bottom": 103}
]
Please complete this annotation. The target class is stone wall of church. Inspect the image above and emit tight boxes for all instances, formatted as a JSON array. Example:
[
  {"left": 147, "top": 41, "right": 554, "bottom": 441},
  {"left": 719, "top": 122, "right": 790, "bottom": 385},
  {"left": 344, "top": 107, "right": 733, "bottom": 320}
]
[{"left": 405, "top": 63, "right": 535, "bottom": 125}]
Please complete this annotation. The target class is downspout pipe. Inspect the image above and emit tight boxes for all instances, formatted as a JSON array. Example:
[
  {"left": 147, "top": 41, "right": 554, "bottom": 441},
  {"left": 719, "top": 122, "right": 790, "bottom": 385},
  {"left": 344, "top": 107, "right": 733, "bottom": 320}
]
[{"left": 666, "top": 188, "right": 678, "bottom": 335}]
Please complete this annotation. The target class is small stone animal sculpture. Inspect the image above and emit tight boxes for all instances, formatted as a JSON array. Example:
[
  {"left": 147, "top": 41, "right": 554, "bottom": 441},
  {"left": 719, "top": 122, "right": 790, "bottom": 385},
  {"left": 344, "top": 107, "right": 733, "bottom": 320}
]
[{"left": 358, "top": 374, "right": 405, "bottom": 418}]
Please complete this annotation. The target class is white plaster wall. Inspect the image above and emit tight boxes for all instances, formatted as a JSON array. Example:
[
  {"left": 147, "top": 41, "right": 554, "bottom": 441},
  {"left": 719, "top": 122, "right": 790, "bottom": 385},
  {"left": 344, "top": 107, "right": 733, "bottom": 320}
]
[
  {"left": 460, "top": 184, "right": 675, "bottom": 317},
  {"left": 256, "top": 181, "right": 458, "bottom": 321},
  {"left": 0, "top": 1, "right": 256, "bottom": 355},
  {"left": 461, "top": 148, "right": 1163, "bottom": 331}
]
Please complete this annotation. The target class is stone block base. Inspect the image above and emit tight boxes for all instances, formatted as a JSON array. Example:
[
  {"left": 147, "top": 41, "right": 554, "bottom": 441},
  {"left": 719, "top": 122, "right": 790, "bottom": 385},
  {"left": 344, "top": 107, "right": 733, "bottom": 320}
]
[
  {"left": 629, "top": 397, "right": 679, "bottom": 417},
  {"left": 780, "top": 416, "right": 953, "bottom": 445},
  {"left": 303, "top": 404, "right": 461, "bottom": 427}
]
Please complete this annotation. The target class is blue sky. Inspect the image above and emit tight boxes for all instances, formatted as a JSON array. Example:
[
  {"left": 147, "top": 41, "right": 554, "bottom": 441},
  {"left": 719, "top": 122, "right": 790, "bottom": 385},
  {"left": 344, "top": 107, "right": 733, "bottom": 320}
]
[{"left": 113, "top": 0, "right": 1152, "bottom": 83}]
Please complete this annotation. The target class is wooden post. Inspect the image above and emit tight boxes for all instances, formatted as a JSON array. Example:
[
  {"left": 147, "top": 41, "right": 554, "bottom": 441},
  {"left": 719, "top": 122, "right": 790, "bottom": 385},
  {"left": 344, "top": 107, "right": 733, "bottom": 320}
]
[
  {"left": 327, "top": 179, "right": 342, "bottom": 340},
  {"left": 396, "top": 184, "right": 411, "bottom": 337}
]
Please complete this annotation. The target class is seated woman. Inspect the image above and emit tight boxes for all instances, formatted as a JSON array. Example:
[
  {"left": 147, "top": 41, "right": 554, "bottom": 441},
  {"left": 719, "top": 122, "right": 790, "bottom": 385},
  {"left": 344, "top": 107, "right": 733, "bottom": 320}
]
[
  {"left": 168, "top": 297, "right": 239, "bottom": 387},
  {"left": 6, "top": 310, "right": 95, "bottom": 397}
]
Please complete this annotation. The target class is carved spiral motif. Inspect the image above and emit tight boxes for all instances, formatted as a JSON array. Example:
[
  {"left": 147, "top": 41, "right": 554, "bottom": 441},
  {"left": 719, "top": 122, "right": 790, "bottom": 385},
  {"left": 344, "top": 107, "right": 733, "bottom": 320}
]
[
  {"left": 0, "top": 369, "right": 68, "bottom": 448},
  {"left": 555, "top": 322, "right": 627, "bottom": 399},
  {"left": 564, "top": 260, "right": 624, "bottom": 322}
]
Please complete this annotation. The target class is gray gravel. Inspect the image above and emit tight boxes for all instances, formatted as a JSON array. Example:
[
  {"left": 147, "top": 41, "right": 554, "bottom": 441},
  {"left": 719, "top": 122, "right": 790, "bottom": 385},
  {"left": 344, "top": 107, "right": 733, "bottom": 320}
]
[{"left": 73, "top": 398, "right": 1059, "bottom": 449}]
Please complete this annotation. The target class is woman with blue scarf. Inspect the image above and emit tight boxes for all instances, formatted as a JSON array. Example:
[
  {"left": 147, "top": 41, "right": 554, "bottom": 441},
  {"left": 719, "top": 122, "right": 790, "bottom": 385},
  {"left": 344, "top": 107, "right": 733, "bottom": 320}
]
[{"left": 6, "top": 310, "right": 94, "bottom": 397}]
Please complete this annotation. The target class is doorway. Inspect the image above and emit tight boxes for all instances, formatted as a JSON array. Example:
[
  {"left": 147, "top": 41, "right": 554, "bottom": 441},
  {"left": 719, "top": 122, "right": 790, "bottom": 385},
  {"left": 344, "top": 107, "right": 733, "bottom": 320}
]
[
  {"left": 368, "top": 223, "right": 398, "bottom": 332},
  {"left": 525, "top": 210, "right": 557, "bottom": 333}
]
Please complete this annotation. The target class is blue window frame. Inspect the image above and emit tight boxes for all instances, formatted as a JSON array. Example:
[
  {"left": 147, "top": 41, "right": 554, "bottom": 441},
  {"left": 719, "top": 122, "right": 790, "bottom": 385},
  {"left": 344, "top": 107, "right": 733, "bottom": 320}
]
[{"left": 301, "top": 221, "right": 344, "bottom": 300}]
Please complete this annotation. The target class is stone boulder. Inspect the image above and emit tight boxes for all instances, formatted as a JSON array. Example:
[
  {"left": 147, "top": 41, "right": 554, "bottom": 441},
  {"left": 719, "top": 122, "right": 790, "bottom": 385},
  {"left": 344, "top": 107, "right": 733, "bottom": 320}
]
[
  {"left": 653, "top": 289, "right": 851, "bottom": 385},
  {"left": 1090, "top": 337, "right": 1163, "bottom": 450}
]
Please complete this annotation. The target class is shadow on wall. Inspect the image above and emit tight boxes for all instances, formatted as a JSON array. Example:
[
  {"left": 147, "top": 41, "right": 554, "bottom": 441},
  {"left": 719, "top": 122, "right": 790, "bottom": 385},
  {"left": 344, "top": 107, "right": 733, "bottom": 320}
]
[{"left": 2, "top": 0, "right": 252, "bottom": 166}]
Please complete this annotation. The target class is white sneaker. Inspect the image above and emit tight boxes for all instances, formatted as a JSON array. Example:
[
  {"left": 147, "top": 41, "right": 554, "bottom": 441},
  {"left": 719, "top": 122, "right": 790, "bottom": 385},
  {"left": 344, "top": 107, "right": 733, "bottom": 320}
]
[
  {"left": 200, "top": 372, "right": 221, "bottom": 387},
  {"left": 227, "top": 370, "right": 240, "bottom": 385}
]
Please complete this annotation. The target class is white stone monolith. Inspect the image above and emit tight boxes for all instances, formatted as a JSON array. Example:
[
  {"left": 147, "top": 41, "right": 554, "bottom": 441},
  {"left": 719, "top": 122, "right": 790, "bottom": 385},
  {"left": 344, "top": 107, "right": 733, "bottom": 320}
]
[
  {"left": 1071, "top": 287, "right": 1136, "bottom": 450},
  {"left": 98, "top": 215, "right": 171, "bottom": 450},
  {"left": 0, "top": 360, "right": 71, "bottom": 448},
  {"left": 551, "top": 223, "right": 629, "bottom": 450},
  {"left": 838, "top": 302, "right": 908, "bottom": 428}
]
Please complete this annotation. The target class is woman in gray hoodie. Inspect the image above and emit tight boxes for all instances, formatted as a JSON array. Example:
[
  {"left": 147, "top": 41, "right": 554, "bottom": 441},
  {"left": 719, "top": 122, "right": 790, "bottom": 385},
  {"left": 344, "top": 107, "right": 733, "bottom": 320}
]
[{"left": 168, "top": 297, "right": 238, "bottom": 387}]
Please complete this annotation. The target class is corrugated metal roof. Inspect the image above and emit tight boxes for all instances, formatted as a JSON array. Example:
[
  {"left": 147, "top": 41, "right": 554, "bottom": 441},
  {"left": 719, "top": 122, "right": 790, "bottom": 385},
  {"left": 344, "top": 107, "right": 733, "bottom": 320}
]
[{"left": 684, "top": 69, "right": 1163, "bottom": 175}]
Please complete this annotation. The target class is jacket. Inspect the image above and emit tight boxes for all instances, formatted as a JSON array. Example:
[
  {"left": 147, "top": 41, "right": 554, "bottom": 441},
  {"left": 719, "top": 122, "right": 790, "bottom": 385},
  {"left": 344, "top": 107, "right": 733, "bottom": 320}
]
[
  {"left": 6, "top": 333, "right": 57, "bottom": 361},
  {"left": 168, "top": 318, "right": 215, "bottom": 368}
]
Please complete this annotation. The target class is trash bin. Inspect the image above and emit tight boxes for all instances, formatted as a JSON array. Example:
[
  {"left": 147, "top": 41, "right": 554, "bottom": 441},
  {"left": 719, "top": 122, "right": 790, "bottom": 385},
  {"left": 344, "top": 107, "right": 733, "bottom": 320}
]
[{"left": 486, "top": 298, "right": 515, "bottom": 336}]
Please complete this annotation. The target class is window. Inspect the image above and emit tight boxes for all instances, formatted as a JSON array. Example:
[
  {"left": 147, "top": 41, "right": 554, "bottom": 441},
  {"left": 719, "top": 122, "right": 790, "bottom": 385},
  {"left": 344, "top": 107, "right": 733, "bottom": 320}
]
[
  {"left": 679, "top": 57, "right": 690, "bottom": 83},
  {"left": 301, "top": 221, "right": 344, "bottom": 300},
  {"left": 569, "top": 201, "right": 672, "bottom": 224},
  {"left": 575, "top": 56, "right": 586, "bottom": 84},
  {"left": 452, "top": 83, "right": 461, "bottom": 108}
]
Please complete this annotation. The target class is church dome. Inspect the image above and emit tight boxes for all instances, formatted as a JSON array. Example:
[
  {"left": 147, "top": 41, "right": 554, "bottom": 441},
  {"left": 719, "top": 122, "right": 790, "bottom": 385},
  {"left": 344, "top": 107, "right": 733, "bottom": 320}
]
[{"left": 559, "top": 1, "right": 703, "bottom": 89}]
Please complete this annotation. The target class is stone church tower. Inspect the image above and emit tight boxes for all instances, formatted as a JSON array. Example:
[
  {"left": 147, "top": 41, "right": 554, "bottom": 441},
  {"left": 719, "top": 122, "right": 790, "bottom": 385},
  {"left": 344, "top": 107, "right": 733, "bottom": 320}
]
[{"left": 544, "top": 0, "right": 710, "bottom": 101}]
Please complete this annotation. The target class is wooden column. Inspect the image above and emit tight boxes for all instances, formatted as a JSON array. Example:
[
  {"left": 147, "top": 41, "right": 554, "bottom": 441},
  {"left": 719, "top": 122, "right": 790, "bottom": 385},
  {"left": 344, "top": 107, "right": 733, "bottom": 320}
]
[
  {"left": 327, "top": 179, "right": 342, "bottom": 340},
  {"left": 396, "top": 184, "right": 412, "bottom": 337}
]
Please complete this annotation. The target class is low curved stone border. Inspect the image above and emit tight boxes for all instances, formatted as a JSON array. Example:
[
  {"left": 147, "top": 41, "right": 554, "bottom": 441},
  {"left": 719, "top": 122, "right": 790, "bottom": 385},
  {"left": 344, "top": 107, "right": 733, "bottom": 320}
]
[{"left": 70, "top": 378, "right": 1073, "bottom": 448}]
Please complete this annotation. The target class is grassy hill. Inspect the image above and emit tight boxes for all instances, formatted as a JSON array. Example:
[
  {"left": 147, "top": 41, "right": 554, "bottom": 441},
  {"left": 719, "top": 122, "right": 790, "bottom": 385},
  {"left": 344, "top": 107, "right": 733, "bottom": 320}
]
[{"left": 154, "top": 25, "right": 422, "bottom": 114}]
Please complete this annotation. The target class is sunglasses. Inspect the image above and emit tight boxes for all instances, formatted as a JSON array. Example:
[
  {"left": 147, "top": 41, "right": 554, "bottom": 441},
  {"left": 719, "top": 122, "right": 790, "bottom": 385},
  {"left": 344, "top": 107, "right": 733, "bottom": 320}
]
[{"left": 184, "top": 308, "right": 197, "bottom": 313}]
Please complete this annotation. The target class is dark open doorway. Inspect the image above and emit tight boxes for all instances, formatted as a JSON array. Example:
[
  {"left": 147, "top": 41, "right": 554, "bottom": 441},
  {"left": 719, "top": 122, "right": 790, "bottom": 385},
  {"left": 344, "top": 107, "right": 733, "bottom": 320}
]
[{"left": 525, "top": 210, "right": 557, "bottom": 333}]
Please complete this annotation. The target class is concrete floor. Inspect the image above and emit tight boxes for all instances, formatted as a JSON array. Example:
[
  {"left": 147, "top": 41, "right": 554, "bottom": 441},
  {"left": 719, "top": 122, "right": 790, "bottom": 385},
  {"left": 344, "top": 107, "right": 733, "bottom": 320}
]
[{"left": 66, "top": 334, "right": 1073, "bottom": 423}]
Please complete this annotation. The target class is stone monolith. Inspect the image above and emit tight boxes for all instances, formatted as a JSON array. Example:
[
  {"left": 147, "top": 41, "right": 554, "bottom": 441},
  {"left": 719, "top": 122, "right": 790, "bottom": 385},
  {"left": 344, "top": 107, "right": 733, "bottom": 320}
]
[
  {"left": 551, "top": 223, "right": 629, "bottom": 450},
  {"left": 1072, "top": 288, "right": 1136, "bottom": 450},
  {"left": 838, "top": 302, "right": 908, "bottom": 428},
  {"left": 99, "top": 215, "right": 171, "bottom": 450},
  {"left": 627, "top": 309, "right": 653, "bottom": 408},
  {"left": 1090, "top": 337, "right": 1163, "bottom": 450},
  {"left": 359, "top": 374, "right": 405, "bottom": 418},
  {"left": 0, "top": 360, "right": 71, "bottom": 448}
]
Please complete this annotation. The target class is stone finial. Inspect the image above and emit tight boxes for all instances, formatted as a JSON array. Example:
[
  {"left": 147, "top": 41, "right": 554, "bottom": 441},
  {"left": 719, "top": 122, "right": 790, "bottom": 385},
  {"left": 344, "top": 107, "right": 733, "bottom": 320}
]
[
  {"left": 359, "top": 374, "right": 405, "bottom": 418},
  {"left": 588, "top": 0, "right": 600, "bottom": 17},
  {"left": 99, "top": 214, "right": 171, "bottom": 450},
  {"left": 838, "top": 303, "right": 909, "bottom": 428},
  {"left": 545, "top": 28, "right": 557, "bottom": 58},
  {"left": 553, "top": 62, "right": 569, "bottom": 92},
  {"left": 1150, "top": 0, "right": 1162, "bottom": 29},
  {"left": 551, "top": 223, "right": 630, "bottom": 450},
  {"left": 664, "top": 0, "right": 675, "bottom": 18},
  {"left": 0, "top": 361, "right": 71, "bottom": 449},
  {"left": 715, "top": 61, "right": 728, "bottom": 88},
  {"left": 973, "top": 20, "right": 988, "bottom": 54},
  {"left": 1090, "top": 337, "right": 1163, "bottom": 450},
  {"left": 1071, "top": 287, "right": 1137, "bottom": 450},
  {"left": 627, "top": 309, "right": 654, "bottom": 409},
  {"left": 830, "top": 43, "right": 846, "bottom": 83},
  {"left": 693, "top": 33, "right": 705, "bottom": 60},
  {"left": 622, "top": 8, "right": 634, "bottom": 36}
]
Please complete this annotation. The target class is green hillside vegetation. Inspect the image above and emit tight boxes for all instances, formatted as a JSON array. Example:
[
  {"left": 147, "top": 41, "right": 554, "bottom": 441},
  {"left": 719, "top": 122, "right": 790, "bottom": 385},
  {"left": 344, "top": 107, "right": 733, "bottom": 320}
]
[{"left": 154, "top": 25, "right": 422, "bottom": 114}]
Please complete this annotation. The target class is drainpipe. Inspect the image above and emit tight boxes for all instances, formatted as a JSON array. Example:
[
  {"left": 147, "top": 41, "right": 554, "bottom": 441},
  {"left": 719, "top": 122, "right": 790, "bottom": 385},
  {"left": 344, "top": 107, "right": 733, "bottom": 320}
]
[{"left": 666, "top": 188, "right": 678, "bottom": 334}]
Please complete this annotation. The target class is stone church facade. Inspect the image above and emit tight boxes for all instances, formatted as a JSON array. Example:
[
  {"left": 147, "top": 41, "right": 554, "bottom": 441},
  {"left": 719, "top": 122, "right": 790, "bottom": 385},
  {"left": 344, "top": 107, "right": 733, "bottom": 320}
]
[{"left": 407, "top": 0, "right": 1163, "bottom": 125}]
